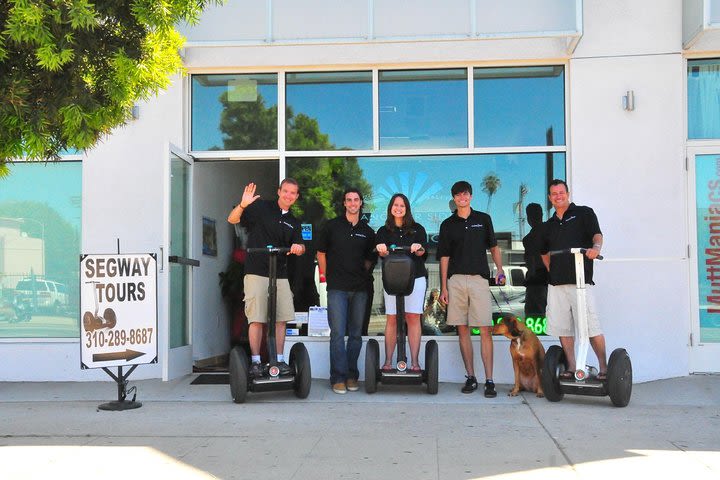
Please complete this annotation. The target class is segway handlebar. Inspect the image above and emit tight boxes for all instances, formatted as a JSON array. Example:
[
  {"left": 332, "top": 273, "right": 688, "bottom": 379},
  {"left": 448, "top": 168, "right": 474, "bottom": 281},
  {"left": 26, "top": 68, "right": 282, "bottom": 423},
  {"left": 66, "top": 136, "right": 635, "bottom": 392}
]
[
  {"left": 548, "top": 247, "right": 603, "bottom": 261},
  {"left": 247, "top": 245, "right": 292, "bottom": 254}
]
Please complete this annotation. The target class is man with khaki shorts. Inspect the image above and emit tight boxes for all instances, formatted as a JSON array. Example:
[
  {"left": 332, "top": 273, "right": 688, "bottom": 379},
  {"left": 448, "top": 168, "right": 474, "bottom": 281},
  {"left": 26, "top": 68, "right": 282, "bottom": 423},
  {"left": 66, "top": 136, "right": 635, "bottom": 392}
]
[
  {"left": 540, "top": 179, "right": 607, "bottom": 380},
  {"left": 438, "top": 181, "right": 504, "bottom": 397},
  {"left": 228, "top": 179, "right": 305, "bottom": 378}
]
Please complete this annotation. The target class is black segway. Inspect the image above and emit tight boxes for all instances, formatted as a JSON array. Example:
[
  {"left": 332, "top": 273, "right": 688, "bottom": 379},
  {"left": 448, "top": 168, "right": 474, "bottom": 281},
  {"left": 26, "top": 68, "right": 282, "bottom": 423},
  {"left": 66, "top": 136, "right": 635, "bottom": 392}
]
[
  {"left": 541, "top": 248, "right": 632, "bottom": 407},
  {"left": 228, "top": 246, "right": 312, "bottom": 403},
  {"left": 365, "top": 245, "right": 438, "bottom": 394}
]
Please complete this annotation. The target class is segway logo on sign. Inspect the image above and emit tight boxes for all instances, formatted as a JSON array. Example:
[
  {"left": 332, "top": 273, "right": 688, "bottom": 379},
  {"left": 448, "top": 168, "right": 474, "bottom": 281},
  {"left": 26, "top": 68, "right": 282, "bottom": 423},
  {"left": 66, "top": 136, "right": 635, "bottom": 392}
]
[{"left": 80, "top": 254, "right": 158, "bottom": 369}]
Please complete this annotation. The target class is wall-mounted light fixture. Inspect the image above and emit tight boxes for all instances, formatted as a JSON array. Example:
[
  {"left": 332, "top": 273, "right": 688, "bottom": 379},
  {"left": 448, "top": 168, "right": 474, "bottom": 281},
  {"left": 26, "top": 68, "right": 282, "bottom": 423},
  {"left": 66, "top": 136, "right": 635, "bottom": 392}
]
[{"left": 622, "top": 90, "right": 635, "bottom": 111}]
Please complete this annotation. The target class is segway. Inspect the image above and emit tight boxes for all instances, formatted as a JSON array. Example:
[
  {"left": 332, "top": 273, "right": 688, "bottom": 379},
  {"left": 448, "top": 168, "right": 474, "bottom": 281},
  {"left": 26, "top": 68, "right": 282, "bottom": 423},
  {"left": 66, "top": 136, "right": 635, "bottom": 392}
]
[
  {"left": 228, "top": 246, "right": 311, "bottom": 403},
  {"left": 365, "top": 245, "right": 438, "bottom": 394},
  {"left": 541, "top": 248, "right": 632, "bottom": 407},
  {"left": 82, "top": 281, "right": 117, "bottom": 332}
]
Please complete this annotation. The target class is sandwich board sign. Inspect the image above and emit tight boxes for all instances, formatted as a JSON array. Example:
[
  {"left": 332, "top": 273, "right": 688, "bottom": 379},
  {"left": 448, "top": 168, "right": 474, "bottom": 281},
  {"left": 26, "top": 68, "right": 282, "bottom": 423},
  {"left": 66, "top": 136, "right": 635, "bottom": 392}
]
[{"left": 80, "top": 253, "right": 158, "bottom": 369}]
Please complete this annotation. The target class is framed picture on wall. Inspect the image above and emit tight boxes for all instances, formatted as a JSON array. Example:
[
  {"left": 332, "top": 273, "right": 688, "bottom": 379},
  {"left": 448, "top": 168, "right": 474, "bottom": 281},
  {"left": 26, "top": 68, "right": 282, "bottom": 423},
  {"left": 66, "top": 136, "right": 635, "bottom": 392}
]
[{"left": 202, "top": 217, "right": 217, "bottom": 257}]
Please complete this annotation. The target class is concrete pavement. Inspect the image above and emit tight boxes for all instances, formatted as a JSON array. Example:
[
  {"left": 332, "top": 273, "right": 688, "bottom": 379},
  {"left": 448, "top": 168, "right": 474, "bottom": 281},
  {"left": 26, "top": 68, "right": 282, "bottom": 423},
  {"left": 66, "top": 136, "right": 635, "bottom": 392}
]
[{"left": 1, "top": 374, "right": 719, "bottom": 479}]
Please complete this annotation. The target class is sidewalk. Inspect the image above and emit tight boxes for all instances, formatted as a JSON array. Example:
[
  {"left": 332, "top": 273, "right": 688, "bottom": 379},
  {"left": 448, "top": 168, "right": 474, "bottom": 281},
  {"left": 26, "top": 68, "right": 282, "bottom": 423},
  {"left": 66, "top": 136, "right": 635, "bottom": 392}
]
[{"left": 1, "top": 374, "right": 719, "bottom": 479}]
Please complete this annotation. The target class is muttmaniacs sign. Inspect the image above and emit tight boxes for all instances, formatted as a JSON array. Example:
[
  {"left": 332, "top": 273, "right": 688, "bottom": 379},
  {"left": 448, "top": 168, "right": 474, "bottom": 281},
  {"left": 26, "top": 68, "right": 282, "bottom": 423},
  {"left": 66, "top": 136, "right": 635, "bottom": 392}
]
[
  {"left": 80, "top": 254, "right": 158, "bottom": 369},
  {"left": 696, "top": 155, "right": 720, "bottom": 343}
]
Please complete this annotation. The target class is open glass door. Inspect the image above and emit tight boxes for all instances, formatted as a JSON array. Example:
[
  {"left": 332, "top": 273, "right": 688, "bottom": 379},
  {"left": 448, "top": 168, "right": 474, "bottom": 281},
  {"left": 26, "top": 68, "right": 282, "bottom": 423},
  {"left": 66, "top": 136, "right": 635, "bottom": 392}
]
[
  {"left": 165, "top": 149, "right": 196, "bottom": 379},
  {"left": 689, "top": 148, "right": 720, "bottom": 372}
]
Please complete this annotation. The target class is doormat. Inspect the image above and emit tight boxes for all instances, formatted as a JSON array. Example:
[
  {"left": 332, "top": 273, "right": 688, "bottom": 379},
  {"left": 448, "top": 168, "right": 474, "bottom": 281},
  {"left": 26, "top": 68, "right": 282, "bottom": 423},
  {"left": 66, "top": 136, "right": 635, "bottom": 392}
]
[{"left": 190, "top": 374, "right": 229, "bottom": 385}]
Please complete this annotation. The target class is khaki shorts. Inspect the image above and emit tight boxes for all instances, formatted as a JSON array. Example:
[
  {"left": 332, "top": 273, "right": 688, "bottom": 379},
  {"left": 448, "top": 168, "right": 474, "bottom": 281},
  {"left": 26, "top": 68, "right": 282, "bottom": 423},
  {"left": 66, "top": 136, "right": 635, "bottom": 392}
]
[
  {"left": 446, "top": 274, "right": 492, "bottom": 327},
  {"left": 546, "top": 284, "right": 602, "bottom": 337},
  {"left": 244, "top": 274, "right": 295, "bottom": 324}
]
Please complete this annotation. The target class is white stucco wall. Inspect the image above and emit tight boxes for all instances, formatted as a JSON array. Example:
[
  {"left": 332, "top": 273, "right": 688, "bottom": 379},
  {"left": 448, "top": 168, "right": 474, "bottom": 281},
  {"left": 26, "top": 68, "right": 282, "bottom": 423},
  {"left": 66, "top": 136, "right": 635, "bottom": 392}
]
[
  {"left": 568, "top": 0, "right": 688, "bottom": 381},
  {"left": 0, "top": 79, "right": 184, "bottom": 381}
]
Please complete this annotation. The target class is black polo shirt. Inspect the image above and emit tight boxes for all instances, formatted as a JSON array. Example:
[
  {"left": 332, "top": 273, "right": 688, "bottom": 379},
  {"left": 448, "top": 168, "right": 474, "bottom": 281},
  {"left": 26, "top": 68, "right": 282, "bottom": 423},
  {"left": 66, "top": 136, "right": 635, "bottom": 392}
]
[
  {"left": 376, "top": 223, "right": 428, "bottom": 278},
  {"left": 540, "top": 203, "right": 602, "bottom": 286},
  {"left": 316, "top": 216, "right": 376, "bottom": 291},
  {"left": 436, "top": 209, "right": 497, "bottom": 280},
  {"left": 240, "top": 199, "right": 303, "bottom": 278}
]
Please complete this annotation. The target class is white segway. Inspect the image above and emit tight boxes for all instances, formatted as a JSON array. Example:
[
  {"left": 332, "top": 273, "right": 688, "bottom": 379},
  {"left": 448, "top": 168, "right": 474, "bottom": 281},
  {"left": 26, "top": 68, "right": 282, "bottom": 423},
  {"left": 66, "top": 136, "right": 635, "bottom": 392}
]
[{"left": 541, "top": 248, "right": 632, "bottom": 407}]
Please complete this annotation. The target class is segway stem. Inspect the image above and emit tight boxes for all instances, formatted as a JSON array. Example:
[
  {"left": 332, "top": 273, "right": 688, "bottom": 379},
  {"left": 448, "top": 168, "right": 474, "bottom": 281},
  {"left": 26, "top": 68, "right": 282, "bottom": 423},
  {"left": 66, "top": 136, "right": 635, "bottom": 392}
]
[
  {"left": 246, "top": 246, "right": 291, "bottom": 364},
  {"left": 396, "top": 295, "right": 407, "bottom": 366},
  {"left": 573, "top": 251, "right": 590, "bottom": 380},
  {"left": 267, "top": 249, "right": 278, "bottom": 362}
]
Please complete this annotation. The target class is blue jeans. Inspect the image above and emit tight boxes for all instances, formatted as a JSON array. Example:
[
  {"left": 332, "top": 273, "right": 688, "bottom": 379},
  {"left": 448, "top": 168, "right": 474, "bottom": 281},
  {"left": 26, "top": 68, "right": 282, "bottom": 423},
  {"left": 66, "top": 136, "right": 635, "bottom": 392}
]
[{"left": 327, "top": 289, "right": 368, "bottom": 384}]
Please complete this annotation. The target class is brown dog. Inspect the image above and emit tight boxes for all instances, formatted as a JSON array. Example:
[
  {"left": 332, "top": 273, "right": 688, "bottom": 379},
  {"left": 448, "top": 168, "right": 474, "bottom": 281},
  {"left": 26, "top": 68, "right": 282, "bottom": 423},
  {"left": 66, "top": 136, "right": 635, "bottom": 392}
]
[{"left": 493, "top": 315, "right": 545, "bottom": 397}]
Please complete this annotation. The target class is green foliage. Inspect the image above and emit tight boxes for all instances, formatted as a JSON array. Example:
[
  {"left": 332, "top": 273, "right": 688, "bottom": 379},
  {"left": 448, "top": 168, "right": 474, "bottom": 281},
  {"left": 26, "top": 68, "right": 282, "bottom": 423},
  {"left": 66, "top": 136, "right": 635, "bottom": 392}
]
[
  {"left": 217, "top": 96, "right": 373, "bottom": 225},
  {"left": 0, "top": 0, "right": 223, "bottom": 173}
]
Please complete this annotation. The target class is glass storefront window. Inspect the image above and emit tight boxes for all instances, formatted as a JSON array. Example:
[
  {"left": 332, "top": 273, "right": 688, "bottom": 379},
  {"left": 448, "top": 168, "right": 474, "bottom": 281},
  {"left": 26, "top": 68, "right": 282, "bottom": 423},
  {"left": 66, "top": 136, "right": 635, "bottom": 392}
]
[
  {"left": 287, "top": 153, "right": 565, "bottom": 336},
  {"left": 286, "top": 72, "right": 373, "bottom": 150},
  {"left": 191, "top": 74, "right": 278, "bottom": 151},
  {"left": 688, "top": 59, "right": 720, "bottom": 139},
  {"left": 379, "top": 69, "right": 468, "bottom": 149},
  {"left": 0, "top": 162, "right": 82, "bottom": 338},
  {"left": 474, "top": 66, "right": 565, "bottom": 147},
  {"left": 695, "top": 154, "right": 720, "bottom": 343}
]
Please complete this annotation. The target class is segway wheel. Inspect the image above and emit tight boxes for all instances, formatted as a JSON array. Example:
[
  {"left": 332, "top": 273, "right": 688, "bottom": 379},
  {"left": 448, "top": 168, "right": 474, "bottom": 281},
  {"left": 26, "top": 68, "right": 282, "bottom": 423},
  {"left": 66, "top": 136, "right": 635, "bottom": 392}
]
[
  {"left": 365, "top": 339, "right": 379, "bottom": 393},
  {"left": 290, "top": 342, "right": 312, "bottom": 399},
  {"left": 228, "top": 346, "right": 249, "bottom": 404},
  {"left": 103, "top": 308, "right": 117, "bottom": 329},
  {"left": 82, "top": 311, "right": 96, "bottom": 332},
  {"left": 542, "top": 345, "right": 566, "bottom": 402},
  {"left": 425, "top": 340, "right": 439, "bottom": 395},
  {"left": 607, "top": 348, "right": 632, "bottom": 407}
]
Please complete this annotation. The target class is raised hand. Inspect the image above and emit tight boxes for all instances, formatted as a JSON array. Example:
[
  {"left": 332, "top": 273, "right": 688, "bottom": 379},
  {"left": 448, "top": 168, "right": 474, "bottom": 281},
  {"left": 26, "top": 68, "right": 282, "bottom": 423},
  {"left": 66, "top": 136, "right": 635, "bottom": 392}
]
[{"left": 240, "top": 182, "right": 260, "bottom": 208}]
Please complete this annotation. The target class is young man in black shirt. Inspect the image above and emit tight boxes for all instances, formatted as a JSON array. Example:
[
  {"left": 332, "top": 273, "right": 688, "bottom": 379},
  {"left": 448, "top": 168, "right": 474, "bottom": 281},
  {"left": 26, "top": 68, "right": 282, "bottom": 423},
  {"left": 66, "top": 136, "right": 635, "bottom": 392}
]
[
  {"left": 540, "top": 179, "right": 607, "bottom": 380},
  {"left": 437, "top": 181, "right": 505, "bottom": 397},
  {"left": 316, "top": 188, "right": 376, "bottom": 394},
  {"left": 227, "top": 179, "right": 305, "bottom": 377}
]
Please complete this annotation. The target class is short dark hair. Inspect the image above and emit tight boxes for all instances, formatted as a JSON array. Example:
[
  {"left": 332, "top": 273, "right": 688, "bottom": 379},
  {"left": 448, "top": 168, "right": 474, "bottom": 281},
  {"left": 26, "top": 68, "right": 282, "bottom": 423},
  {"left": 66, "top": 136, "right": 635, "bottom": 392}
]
[
  {"left": 548, "top": 179, "right": 568, "bottom": 194},
  {"left": 280, "top": 177, "right": 299, "bottom": 189},
  {"left": 343, "top": 187, "right": 364, "bottom": 206},
  {"left": 451, "top": 180, "right": 472, "bottom": 196}
]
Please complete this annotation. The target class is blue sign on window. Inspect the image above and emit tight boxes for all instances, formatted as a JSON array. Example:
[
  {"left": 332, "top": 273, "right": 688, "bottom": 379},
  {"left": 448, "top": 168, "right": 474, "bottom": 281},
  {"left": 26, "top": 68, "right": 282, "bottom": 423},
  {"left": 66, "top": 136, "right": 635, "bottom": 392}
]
[{"left": 301, "top": 224, "right": 312, "bottom": 241}]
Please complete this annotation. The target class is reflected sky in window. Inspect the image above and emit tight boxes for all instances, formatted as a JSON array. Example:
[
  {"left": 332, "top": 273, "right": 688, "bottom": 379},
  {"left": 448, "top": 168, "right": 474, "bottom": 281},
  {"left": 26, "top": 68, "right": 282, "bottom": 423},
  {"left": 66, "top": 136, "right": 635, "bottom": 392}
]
[
  {"left": 192, "top": 74, "right": 278, "bottom": 151},
  {"left": 688, "top": 59, "right": 720, "bottom": 139},
  {"left": 287, "top": 153, "right": 565, "bottom": 240},
  {"left": 474, "top": 66, "right": 565, "bottom": 147},
  {"left": 379, "top": 69, "right": 468, "bottom": 149},
  {"left": 286, "top": 72, "right": 372, "bottom": 150}
]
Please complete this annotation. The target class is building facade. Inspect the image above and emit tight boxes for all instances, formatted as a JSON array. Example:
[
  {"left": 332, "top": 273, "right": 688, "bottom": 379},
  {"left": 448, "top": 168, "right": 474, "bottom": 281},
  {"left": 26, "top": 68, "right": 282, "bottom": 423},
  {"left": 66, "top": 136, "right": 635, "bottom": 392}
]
[{"left": 1, "top": 0, "right": 719, "bottom": 383}]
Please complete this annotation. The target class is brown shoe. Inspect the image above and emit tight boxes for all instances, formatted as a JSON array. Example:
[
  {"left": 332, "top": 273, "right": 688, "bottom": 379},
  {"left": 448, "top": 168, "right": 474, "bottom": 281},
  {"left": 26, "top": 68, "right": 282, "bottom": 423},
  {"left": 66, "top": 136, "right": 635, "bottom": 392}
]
[
  {"left": 346, "top": 379, "right": 359, "bottom": 391},
  {"left": 332, "top": 382, "right": 347, "bottom": 394}
]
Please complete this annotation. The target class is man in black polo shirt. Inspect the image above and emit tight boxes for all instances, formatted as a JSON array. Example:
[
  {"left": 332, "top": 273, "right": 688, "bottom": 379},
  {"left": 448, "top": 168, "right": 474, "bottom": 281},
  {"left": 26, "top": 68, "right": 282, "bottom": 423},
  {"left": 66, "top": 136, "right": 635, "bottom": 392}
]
[
  {"left": 540, "top": 179, "right": 607, "bottom": 380},
  {"left": 227, "top": 179, "right": 305, "bottom": 377},
  {"left": 438, "top": 180, "right": 505, "bottom": 397},
  {"left": 316, "top": 188, "right": 376, "bottom": 394}
]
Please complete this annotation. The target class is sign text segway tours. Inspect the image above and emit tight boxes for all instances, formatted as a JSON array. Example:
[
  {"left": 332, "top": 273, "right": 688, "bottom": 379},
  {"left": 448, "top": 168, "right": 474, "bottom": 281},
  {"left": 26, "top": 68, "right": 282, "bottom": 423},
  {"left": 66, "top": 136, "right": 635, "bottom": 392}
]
[{"left": 80, "top": 252, "right": 158, "bottom": 410}]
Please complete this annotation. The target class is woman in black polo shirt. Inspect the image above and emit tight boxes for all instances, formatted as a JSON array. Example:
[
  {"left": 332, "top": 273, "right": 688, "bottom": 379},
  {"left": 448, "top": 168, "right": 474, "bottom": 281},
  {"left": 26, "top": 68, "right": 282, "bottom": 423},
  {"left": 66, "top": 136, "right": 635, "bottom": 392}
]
[{"left": 375, "top": 193, "right": 428, "bottom": 373}]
